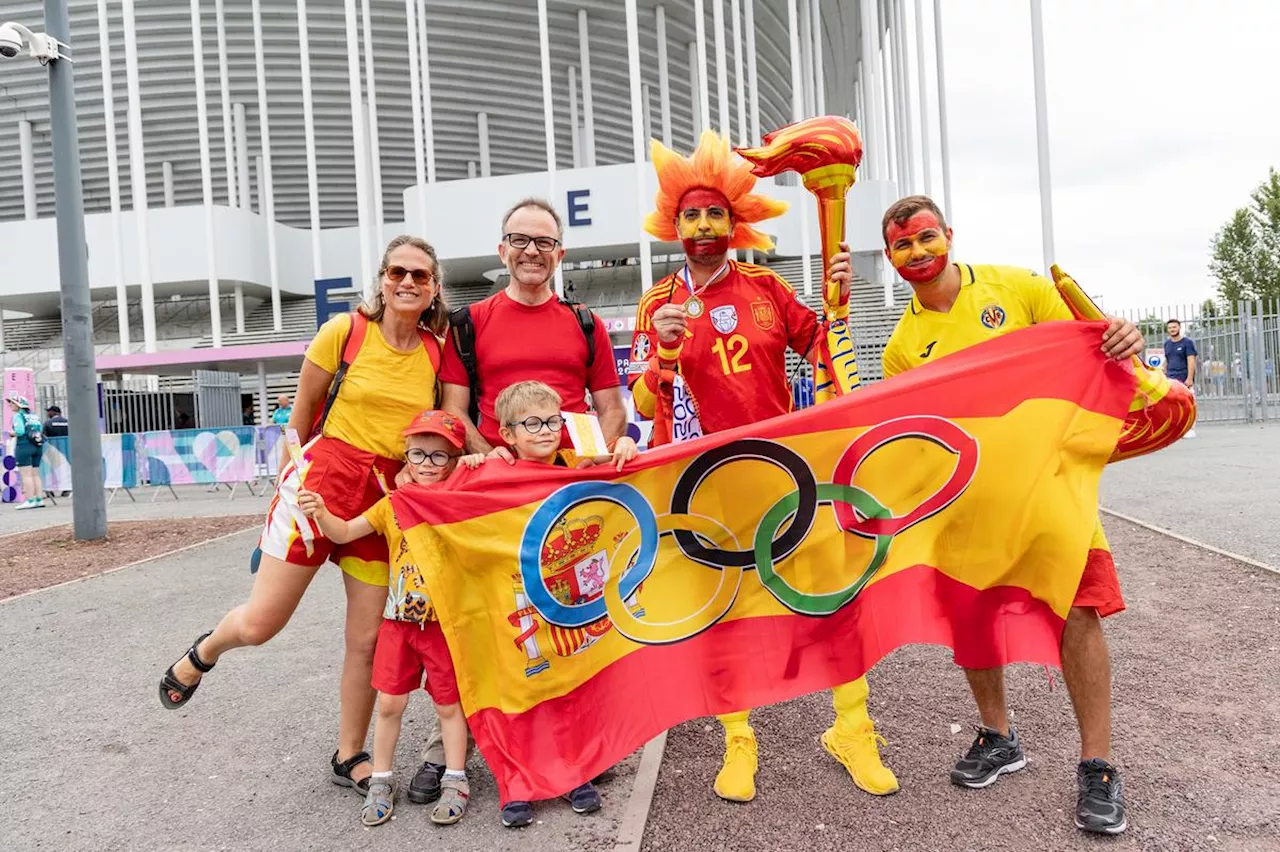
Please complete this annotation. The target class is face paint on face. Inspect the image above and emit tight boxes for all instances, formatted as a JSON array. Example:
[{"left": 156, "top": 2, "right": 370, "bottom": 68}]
[
  {"left": 677, "top": 188, "right": 733, "bottom": 258},
  {"left": 885, "top": 211, "right": 950, "bottom": 284}
]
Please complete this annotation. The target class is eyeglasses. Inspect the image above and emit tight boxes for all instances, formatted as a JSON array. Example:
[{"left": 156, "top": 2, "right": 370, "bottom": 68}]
[
  {"left": 383, "top": 265, "right": 435, "bottom": 285},
  {"left": 504, "top": 233, "right": 561, "bottom": 253},
  {"left": 507, "top": 415, "right": 564, "bottom": 435},
  {"left": 406, "top": 448, "right": 458, "bottom": 467}
]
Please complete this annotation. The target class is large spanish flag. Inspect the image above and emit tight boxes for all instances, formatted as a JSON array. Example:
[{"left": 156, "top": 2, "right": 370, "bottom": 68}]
[{"left": 393, "top": 321, "right": 1137, "bottom": 803}]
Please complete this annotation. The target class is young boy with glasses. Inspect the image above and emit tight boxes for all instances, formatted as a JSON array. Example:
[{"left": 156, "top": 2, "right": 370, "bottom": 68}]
[{"left": 298, "top": 409, "right": 485, "bottom": 828}]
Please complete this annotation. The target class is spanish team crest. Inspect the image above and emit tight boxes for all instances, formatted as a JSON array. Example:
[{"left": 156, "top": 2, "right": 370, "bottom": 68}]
[
  {"left": 750, "top": 299, "right": 776, "bottom": 330},
  {"left": 710, "top": 305, "right": 739, "bottom": 334},
  {"left": 980, "top": 304, "right": 1007, "bottom": 329}
]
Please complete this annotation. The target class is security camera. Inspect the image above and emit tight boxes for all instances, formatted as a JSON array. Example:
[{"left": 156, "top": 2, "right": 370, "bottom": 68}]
[{"left": 0, "top": 22, "right": 24, "bottom": 58}]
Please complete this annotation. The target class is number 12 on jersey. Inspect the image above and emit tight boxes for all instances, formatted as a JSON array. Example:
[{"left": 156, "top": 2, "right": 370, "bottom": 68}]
[{"left": 711, "top": 334, "right": 752, "bottom": 375}]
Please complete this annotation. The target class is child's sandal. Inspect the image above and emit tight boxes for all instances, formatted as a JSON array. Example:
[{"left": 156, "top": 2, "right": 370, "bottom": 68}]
[
  {"left": 430, "top": 779, "right": 470, "bottom": 825},
  {"left": 159, "top": 631, "right": 215, "bottom": 709},
  {"left": 361, "top": 779, "right": 395, "bottom": 827}
]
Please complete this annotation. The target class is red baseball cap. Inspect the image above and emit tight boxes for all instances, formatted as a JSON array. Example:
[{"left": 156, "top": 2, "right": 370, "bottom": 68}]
[{"left": 403, "top": 409, "right": 465, "bottom": 449}]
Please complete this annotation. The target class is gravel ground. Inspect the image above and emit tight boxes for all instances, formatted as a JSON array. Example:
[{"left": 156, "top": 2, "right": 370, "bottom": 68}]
[
  {"left": 642, "top": 519, "right": 1280, "bottom": 852},
  {"left": 1100, "top": 423, "right": 1279, "bottom": 567},
  {"left": 0, "top": 516, "right": 260, "bottom": 599},
  {"left": 0, "top": 529, "right": 636, "bottom": 852}
]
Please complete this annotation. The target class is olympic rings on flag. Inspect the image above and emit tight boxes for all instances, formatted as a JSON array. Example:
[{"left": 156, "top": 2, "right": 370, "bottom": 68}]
[
  {"left": 830, "top": 416, "right": 979, "bottom": 537},
  {"left": 669, "top": 439, "right": 817, "bottom": 568},
  {"left": 518, "top": 480, "right": 657, "bottom": 629},
  {"left": 603, "top": 514, "right": 744, "bottom": 644}
]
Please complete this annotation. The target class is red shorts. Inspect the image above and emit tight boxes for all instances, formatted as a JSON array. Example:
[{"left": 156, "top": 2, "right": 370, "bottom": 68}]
[
  {"left": 257, "top": 435, "right": 401, "bottom": 586},
  {"left": 1073, "top": 548, "right": 1125, "bottom": 617},
  {"left": 371, "top": 618, "right": 461, "bottom": 705}
]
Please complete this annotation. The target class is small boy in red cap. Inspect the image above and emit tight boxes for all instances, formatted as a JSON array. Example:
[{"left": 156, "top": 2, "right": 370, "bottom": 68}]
[{"left": 299, "top": 409, "right": 483, "bottom": 828}]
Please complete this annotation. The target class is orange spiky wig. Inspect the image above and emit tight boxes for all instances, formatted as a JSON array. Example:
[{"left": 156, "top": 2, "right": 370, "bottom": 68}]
[{"left": 644, "top": 129, "right": 788, "bottom": 251}]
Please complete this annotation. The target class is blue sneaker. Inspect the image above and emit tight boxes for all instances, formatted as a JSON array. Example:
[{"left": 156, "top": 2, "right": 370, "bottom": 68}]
[
  {"left": 562, "top": 782, "right": 602, "bottom": 814},
  {"left": 501, "top": 800, "right": 534, "bottom": 828}
]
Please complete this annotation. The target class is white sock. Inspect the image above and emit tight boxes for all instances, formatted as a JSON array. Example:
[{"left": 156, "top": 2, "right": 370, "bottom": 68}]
[
  {"left": 443, "top": 769, "right": 467, "bottom": 783},
  {"left": 371, "top": 770, "right": 394, "bottom": 781}
]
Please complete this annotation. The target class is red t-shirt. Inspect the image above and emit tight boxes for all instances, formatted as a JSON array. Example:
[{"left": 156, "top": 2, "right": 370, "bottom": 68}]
[
  {"left": 439, "top": 290, "right": 619, "bottom": 448},
  {"left": 630, "top": 261, "right": 819, "bottom": 434}
]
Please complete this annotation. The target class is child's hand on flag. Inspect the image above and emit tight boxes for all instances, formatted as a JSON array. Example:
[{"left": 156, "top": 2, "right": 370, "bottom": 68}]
[
  {"left": 297, "top": 489, "right": 326, "bottom": 519},
  {"left": 459, "top": 453, "right": 488, "bottom": 470},
  {"left": 609, "top": 436, "right": 639, "bottom": 471}
]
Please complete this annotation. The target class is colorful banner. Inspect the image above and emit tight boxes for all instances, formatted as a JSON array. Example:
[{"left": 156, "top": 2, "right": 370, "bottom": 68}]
[
  {"left": 140, "top": 426, "right": 257, "bottom": 485},
  {"left": 102, "top": 433, "right": 139, "bottom": 490},
  {"left": 38, "top": 436, "right": 72, "bottom": 493},
  {"left": 393, "top": 321, "right": 1140, "bottom": 803},
  {"left": 259, "top": 425, "right": 285, "bottom": 477}
]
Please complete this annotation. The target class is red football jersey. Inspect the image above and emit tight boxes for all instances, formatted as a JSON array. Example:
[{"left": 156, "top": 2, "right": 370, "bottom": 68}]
[{"left": 630, "top": 261, "right": 819, "bottom": 434}]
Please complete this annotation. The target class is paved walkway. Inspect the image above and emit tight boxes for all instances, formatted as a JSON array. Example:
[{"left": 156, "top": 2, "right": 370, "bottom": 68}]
[
  {"left": 0, "top": 484, "right": 270, "bottom": 536},
  {"left": 0, "top": 529, "right": 636, "bottom": 852}
]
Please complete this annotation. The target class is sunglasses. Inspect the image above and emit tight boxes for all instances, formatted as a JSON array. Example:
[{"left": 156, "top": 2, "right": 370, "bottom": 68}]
[
  {"left": 406, "top": 448, "right": 458, "bottom": 467},
  {"left": 383, "top": 265, "right": 435, "bottom": 285}
]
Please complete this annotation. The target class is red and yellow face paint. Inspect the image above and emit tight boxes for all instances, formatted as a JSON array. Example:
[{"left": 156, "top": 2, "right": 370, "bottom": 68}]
[
  {"left": 885, "top": 211, "right": 950, "bottom": 284},
  {"left": 677, "top": 187, "right": 732, "bottom": 258}
]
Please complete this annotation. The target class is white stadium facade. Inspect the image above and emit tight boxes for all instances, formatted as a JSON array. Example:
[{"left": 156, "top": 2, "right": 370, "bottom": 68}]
[{"left": 0, "top": 0, "right": 952, "bottom": 425}]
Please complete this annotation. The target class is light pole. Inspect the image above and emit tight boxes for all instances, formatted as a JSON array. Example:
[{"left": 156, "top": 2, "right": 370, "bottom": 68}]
[{"left": 1, "top": 3, "right": 107, "bottom": 540}]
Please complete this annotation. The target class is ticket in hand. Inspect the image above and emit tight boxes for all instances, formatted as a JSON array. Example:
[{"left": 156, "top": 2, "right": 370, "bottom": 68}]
[{"left": 561, "top": 411, "right": 609, "bottom": 458}]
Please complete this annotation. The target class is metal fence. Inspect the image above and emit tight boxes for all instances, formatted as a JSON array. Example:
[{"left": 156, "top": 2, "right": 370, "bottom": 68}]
[{"left": 1114, "top": 300, "right": 1279, "bottom": 424}]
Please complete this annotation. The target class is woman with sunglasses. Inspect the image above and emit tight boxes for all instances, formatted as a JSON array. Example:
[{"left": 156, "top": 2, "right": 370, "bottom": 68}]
[{"left": 158, "top": 235, "right": 447, "bottom": 799}]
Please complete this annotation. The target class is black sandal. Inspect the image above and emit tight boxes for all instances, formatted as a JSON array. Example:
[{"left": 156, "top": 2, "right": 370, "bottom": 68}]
[
  {"left": 159, "top": 631, "right": 215, "bottom": 709},
  {"left": 331, "top": 750, "right": 373, "bottom": 794}
]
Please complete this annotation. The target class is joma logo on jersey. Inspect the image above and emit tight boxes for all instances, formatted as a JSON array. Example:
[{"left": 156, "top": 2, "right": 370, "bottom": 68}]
[{"left": 979, "top": 304, "right": 1007, "bottom": 329}]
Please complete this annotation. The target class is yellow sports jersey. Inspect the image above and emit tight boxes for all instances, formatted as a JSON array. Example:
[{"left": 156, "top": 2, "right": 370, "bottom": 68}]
[
  {"left": 305, "top": 314, "right": 439, "bottom": 460},
  {"left": 363, "top": 496, "right": 435, "bottom": 624},
  {"left": 881, "top": 264, "right": 1072, "bottom": 379}
]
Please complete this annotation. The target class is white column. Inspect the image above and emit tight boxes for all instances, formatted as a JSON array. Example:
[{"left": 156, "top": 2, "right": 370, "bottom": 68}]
[
  {"left": 569, "top": 66, "right": 582, "bottom": 168},
  {"left": 810, "top": 0, "right": 825, "bottom": 114},
  {"left": 914, "top": 0, "right": 933, "bottom": 196},
  {"left": 404, "top": 0, "right": 425, "bottom": 234},
  {"left": 417, "top": 0, "right": 436, "bottom": 184},
  {"left": 360, "top": 0, "right": 384, "bottom": 242},
  {"left": 785, "top": 0, "right": 813, "bottom": 295},
  {"left": 934, "top": 0, "right": 953, "bottom": 217},
  {"left": 19, "top": 121, "right": 36, "bottom": 219},
  {"left": 537, "top": 0, "right": 564, "bottom": 296},
  {"left": 887, "top": 0, "right": 904, "bottom": 187},
  {"left": 881, "top": 18, "right": 898, "bottom": 184},
  {"left": 688, "top": 42, "right": 702, "bottom": 137},
  {"left": 256, "top": 361, "right": 269, "bottom": 424},
  {"left": 255, "top": 155, "right": 264, "bottom": 216},
  {"left": 862, "top": 0, "right": 885, "bottom": 181},
  {"left": 362, "top": 101, "right": 379, "bottom": 243},
  {"left": 97, "top": 0, "right": 130, "bottom": 353},
  {"left": 467, "top": 161, "right": 477, "bottom": 179},
  {"left": 713, "top": 0, "right": 730, "bottom": 135},
  {"left": 578, "top": 10, "right": 597, "bottom": 167},
  {"left": 745, "top": 0, "right": 760, "bottom": 143},
  {"left": 121, "top": 0, "right": 157, "bottom": 353},
  {"left": 478, "top": 113, "right": 492, "bottom": 177},
  {"left": 250, "top": 0, "right": 281, "bottom": 334},
  {"left": 731, "top": 0, "right": 747, "bottom": 145},
  {"left": 656, "top": 5, "right": 673, "bottom": 146},
  {"left": 215, "top": 0, "right": 236, "bottom": 207},
  {"left": 234, "top": 103, "right": 250, "bottom": 210},
  {"left": 162, "top": 162, "right": 175, "bottom": 207},
  {"left": 693, "top": 0, "right": 711, "bottom": 132},
  {"left": 344, "top": 0, "right": 374, "bottom": 287},
  {"left": 894, "top": 0, "right": 914, "bottom": 191},
  {"left": 625, "top": 0, "right": 654, "bottom": 296},
  {"left": 190, "top": 0, "right": 223, "bottom": 348},
  {"left": 234, "top": 284, "right": 245, "bottom": 333},
  {"left": 798, "top": 0, "right": 814, "bottom": 117},
  {"left": 1030, "top": 0, "right": 1056, "bottom": 270},
  {"left": 643, "top": 83, "right": 654, "bottom": 152},
  {"left": 298, "top": 1, "right": 324, "bottom": 271}
]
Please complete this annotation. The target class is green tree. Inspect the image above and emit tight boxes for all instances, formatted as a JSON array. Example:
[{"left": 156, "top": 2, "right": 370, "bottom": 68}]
[{"left": 1210, "top": 168, "right": 1280, "bottom": 303}]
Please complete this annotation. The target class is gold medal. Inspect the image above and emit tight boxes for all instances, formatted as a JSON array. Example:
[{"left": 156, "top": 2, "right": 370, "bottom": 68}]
[{"left": 685, "top": 295, "right": 704, "bottom": 318}]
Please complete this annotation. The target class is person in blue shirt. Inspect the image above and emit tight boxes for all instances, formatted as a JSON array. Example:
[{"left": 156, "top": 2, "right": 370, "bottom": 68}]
[
  {"left": 6, "top": 392, "right": 46, "bottom": 510},
  {"left": 271, "top": 394, "right": 294, "bottom": 427},
  {"left": 1164, "top": 319, "right": 1198, "bottom": 438}
]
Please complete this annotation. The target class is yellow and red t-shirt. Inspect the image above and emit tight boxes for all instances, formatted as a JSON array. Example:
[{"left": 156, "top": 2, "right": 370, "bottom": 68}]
[
  {"left": 630, "top": 261, "right": 820, "bottom": 434},
  {"left": 362, "top": 496, "right": 435, "bottom": 624}
]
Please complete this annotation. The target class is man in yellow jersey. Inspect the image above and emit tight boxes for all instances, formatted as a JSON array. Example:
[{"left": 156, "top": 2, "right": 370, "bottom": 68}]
[
  {"left": 629, "top": 130, "right": 898, "bottom": 805},
  {"left": 880, "top": 194, "right": 1143, "bottom": 836}
]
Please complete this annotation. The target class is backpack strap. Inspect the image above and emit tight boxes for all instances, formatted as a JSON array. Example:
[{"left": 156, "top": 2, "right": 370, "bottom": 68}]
[
  {"left": 559, "top": 298, "right": 597, "bottom": 369},
  {"left": 313, "top": 312, "right": 369, "bottom": 437},
  {"left": 448, "top": 306, "right": 481, "bottom": 424}
]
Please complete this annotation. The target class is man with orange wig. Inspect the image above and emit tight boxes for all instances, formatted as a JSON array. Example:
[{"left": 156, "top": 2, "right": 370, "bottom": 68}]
[{"left": 627, "top": 130, "right": 898, "bottom": 803}]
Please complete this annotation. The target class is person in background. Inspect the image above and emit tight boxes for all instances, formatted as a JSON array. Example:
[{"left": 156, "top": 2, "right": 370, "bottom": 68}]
[
  {"left": 272, "top": 394, "right": 294, "bottom": 427},
  {"left": 242, "top": 404, "right": 256, "bottom": 426},
  {"left": 43, "top": 405, "right": 69, "bottom": 438},
  {"left": 1163, "top": 320, "right": 1197, "bottom": 438},
  {"left": 6, "top": 393, "right": 46, "bottom": 510}
]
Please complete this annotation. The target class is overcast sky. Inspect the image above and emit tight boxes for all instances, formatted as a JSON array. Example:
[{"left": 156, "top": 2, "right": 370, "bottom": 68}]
[{"left": 913, "top": 0, "right": 1279, "bottom": 312}]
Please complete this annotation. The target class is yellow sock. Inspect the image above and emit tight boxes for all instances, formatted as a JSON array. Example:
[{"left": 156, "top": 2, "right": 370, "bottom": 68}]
[
  {"left": 717, "top": 710, "right": 753, "bottom": 738},
  {"left": 832, "top": 676, "right": 872, "bottom": 729}
]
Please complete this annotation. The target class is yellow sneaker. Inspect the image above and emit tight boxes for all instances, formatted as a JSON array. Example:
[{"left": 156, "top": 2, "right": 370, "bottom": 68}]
[
  {"left": 713, "top": 732, "right": 758, "bottom": 802},
  {"left": 821, "top": 723, "right": 900, "bottom": 796}
]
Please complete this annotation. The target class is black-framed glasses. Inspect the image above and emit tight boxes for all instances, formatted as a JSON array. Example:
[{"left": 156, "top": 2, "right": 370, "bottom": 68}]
[
  {"left": 507, "top": 415, "right": 564, "bottom": 435},
  {"left": 504, "top": 233, "right": 561, "bottom": 253},
  {"left": 383, "top": 264, "right": 435, "bottom": 285},
  {"left": 406, "top": 448, "right": 458, "bottom": 467}
]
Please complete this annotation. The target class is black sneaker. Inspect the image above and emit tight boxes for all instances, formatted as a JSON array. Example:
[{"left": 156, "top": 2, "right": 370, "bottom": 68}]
[
  {"left": 950, "top": 725, "right": 1027, "bottom": 788},
  {"left": 561, "top": 781, "right": 603, "bottom": 814},
  {"left": 407, "top": 760, "right": 445, "bottom": 804},
  {"left": 501, "top": 800, "right": 534, "bottom": 828},
  {"left": 1076, "top": 758, "right": 1127, "bottom": 835}
]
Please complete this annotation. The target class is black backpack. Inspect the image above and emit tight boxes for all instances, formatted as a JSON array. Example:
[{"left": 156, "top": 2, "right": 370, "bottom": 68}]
[{"left": 449, "top": 298, "right": 596, "bottom": 426}]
